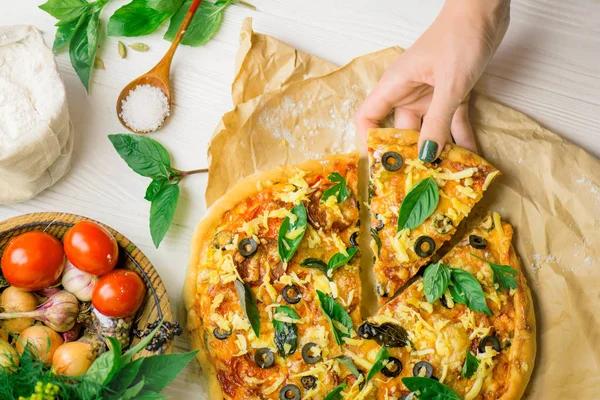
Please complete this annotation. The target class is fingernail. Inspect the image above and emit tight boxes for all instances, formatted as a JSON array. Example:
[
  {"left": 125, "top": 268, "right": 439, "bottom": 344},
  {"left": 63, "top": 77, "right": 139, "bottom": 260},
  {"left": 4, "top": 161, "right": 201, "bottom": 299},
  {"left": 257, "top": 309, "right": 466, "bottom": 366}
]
[{"left": 419, "top": 140, "right": 439, "bottom": 162}]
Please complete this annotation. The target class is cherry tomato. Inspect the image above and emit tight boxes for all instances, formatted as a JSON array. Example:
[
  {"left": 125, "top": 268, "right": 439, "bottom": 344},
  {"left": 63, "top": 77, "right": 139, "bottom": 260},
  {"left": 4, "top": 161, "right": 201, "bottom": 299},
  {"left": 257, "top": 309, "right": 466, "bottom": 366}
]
[
  {"left": 63, "top": 221, "right": 118, "bottom": 276},
  {"left": 92, "top": 270, "right": 146, "bottom": 318},
  {"left": 1, "top": 231, "right": 65, "bottom": 291}
]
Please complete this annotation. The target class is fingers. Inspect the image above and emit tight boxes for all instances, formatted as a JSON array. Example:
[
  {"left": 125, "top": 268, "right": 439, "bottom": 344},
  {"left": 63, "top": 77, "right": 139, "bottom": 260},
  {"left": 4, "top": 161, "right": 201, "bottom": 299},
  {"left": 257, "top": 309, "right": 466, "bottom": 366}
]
[
  {"left": 394, "top": 108, "right": 422, "bottom": 130},
  {"left": 450, "top": 101, "right": 478, "bottom": 153},
  {"left": 354, "top": 85, "right": 395, "bottom": 142},
  {"left": 418, "top": 88, "right": 457, "bottom": 162}
]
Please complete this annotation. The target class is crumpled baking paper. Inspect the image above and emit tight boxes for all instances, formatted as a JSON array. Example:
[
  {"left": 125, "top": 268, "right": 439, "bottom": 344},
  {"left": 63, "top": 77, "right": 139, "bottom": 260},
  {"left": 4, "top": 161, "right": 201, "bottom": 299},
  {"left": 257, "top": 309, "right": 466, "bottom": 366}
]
[{"left": 205, "top": 18, "right": 600, "bottom": 399}]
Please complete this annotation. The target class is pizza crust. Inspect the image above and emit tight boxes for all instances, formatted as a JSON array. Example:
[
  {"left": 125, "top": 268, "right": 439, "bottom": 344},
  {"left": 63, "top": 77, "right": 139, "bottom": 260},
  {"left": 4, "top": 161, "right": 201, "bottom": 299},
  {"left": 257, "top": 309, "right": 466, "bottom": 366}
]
[{"left": 183, "top": 153, "right": 358, "bottom": 400}]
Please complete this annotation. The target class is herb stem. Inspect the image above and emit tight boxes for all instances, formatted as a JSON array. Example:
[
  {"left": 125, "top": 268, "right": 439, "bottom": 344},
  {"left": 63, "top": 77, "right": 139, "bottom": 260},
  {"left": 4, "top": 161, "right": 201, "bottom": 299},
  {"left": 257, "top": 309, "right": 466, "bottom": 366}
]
[
  {"left": 234, "top": 0, "right": 257, "bottom": 10},
  {"left": 180, "top": 168, "right": 208, "bottom": 177}
]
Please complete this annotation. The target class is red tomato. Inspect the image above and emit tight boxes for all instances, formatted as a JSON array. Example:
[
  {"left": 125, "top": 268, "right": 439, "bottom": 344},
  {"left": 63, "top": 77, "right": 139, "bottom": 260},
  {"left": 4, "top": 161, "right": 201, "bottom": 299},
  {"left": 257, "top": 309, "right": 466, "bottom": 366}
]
[
  {"left": 63, "top": 221, "right": 118, "bottom": 276},
  {"left": 92, "top": 270, "right": 146, "bottom": 318},
  {"left": 1, "top": 231, "right": 65, "bottom": 291}
]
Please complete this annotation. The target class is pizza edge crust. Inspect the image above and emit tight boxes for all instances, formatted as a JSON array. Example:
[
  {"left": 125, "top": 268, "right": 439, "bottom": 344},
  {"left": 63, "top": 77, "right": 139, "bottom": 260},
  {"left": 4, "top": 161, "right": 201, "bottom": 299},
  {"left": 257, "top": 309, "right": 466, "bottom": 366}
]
[{"left": 183, "top": 152, "right": 359, "bottom": 400}]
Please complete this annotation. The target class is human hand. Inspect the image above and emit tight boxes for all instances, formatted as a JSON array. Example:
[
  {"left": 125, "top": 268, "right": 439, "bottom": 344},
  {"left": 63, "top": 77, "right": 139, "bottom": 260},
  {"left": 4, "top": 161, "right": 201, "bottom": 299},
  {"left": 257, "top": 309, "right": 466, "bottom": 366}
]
[{"left": 355, "top": 0, "right": 511, "bottom": 161}]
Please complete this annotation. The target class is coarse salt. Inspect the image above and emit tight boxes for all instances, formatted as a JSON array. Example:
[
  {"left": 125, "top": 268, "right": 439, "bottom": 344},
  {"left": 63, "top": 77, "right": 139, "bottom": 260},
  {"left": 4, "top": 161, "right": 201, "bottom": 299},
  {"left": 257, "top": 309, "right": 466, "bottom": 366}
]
[{"left": 119, "top": 84, "right": 170, "bottom": 132}]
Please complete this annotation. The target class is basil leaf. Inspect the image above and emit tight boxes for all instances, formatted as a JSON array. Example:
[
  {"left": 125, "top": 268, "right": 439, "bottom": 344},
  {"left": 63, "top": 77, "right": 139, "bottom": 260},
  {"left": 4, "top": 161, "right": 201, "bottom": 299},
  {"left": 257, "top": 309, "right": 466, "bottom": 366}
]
[
  {"left": 235, "top": 279, "right": 260, "bottom": 337},
  {"left": 326, "top": 248, "right": 357, "bottom": 278},
  {"left": 121, "top": 377, "right": 145, "bottom": 400},
  {"left": 300, "top": 258, "right": 328, "bottom": 275},
  {"left": 397, "top": 176, "right": 439, "bottom": 231},
  {"left": 317, "top": 290, "right": 353, "bottom": 346},
  {"left": 148, "top": 0, "right": 183, "bottom": 12},
  {"left": 278, "top": 203, "right": 307, "bottom": 264},
  {"left": 69, "top": 7, "right": 101, "bottom": 92},
  {"left": 323, "top": 382, "right": 348, "bottom": 400},
  {"left": 53, "top": 16, "right": 82, "bottom": 52},
  {"left": 145, "top": 178, "right": 168, "bottom": 201},
  {"left": 335, "top": 356, "right": 361, "bottom": 379},
  {"left": 164, "top": 0, "right": 230, "bottom": 46},
  {"left": 108, "top": 358, "right": 144, "bottom": 395},
  {"left": 39, "top": 0, "right": 90, "bottom": 22},
  {"left": 471, "top": 253, "right": 518, "bottom": 291},
  {"left": 321, "top": 172, "right": 350, "bottom": 204},
  {"left": 272, "top": 306, "right": 300, "bottom": 357},
  {"left": 423, "top": 262, "right": 451, "bottom": 303},
  {"left": 370, "top": 228, "right": 381, "bottom": 255},
  {"left": 461, "top": 349, "right": 480, "bottom": 379},
  {"left": 136, "top": 351, "right": 198, "bottom": 392},
  {"left": 365, "top": 346, "right": 389, "bottom": 383},
  {"left": 108, "top": 134, "right": 176, "bottom": 180},
  {"left": 121, "top": 319, "right": 164, "bottom": 364},
  {"left": 401, "top": 377, "right": 462, "bottom": 400},
  {"left": 149, "top": 184, "right": 179, "bottom": 248},
  {"left": 86, "top": 337, "right": 122, "bottom": 385},
  {"left": 134, "top": 392, "right": 169, "bottom": 400},
  {"left": 449, "top": 268, "right": 491, "bottom": 316},
  {"left": 108, "top": 0, "right": 175, "bottom": 37}
]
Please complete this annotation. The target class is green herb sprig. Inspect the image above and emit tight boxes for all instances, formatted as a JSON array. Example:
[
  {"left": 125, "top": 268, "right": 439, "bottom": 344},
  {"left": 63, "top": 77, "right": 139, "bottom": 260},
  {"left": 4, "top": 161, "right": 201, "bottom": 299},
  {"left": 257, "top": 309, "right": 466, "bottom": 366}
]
[
  {"left": 321, "top": 172, "right": 350, "bottom": 204},
  {"left": 461, "top": 349, "right": 480, "bottom": 379},
  {"left": 108, "top": 134, "right": 205, "bottom": 248},
  {"left": 300, "top": 247, "right": 357, "bottom": 280},
  {"left": 471, "top": 253, "right": 518, "bottom": 291},
  {"left": 365, "top": 346, "right": 389, "bottom": 383},
  {"left": 323, "top": 382, "right": 348, "bottom": 400},
  {"left": 397, "top": 176, "right": 439, "bottom": 232},
  {"left": 401, "top": 377, "right": 462, "bottom": 400},
  {"left": 278, "top": 203, "right": 307, "bottom": 264},
  {"left": 316, "top": 290, "right": 353, "bottom": 347},
  {"left": 272, "top": 305, "right": 300, "bottom": 357},
  {"left": 235, "top": 279, "right": 261, "bottom": 337}
]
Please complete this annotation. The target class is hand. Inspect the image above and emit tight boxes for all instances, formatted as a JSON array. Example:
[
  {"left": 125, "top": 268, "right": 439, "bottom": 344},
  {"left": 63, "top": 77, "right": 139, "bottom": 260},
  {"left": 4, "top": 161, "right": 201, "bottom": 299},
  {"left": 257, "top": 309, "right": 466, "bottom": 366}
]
[{"left": 355, "top": 0, "right": 511, "bottom": 161}]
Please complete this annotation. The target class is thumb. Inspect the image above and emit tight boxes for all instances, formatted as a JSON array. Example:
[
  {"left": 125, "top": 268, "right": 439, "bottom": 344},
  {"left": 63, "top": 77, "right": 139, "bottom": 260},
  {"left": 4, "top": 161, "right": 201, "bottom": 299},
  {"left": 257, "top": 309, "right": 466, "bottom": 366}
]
[{"left": 418, "top": 88, "right": 457, "bottom": 162}]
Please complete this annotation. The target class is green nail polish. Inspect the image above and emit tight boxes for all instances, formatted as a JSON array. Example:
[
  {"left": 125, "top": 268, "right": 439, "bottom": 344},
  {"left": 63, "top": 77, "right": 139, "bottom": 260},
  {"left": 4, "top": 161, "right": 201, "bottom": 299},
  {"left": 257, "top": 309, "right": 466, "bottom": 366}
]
[{"left": 419, "top": 140, "right": 439, "bottom": 162}]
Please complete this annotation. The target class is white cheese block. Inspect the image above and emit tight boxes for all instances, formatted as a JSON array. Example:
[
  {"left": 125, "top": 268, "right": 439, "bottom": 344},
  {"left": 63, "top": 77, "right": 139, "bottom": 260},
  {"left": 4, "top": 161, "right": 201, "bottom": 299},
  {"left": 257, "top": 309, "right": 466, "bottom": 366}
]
[{"left": 0, "top": 25, "right": 73, "bottom": 204}]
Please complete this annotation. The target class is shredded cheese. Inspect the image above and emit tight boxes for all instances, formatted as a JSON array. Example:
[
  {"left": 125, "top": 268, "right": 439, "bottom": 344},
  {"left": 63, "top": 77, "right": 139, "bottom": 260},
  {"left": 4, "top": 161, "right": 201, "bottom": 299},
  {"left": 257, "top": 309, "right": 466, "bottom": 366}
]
[
  {"left": 263, "top": 376, "right": 284, "bottom": 395},
  {"left": 482, "top": 170, "right": 500, "bottom": 191},
  {"left": 392, "top": 229, "right": 411, "bottom": 262},
  {"left": 434, "top": 167, "right": 477, "bottom": 181},
  {"left": 451, "top": 197, "right": 470, "bottom": 216}
]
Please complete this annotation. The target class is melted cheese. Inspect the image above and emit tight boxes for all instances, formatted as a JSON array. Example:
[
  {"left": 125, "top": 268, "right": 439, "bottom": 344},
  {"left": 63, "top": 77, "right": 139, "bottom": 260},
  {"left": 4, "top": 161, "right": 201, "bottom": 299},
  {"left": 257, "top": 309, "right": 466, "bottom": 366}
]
[
  {"left": 493, "top": 212, "right": 504, "bottom": 238},
  {"left": 286, "top": 226, "right": 306, "bottom": 240},
  {"left": 306, "top": 226, "right": 321, "bottom": 248},
  {"left": 456, "top": 185, "right": 478, "bottom": 199},
  {"left": 234, "top": 334, "right": 248, "bottom": 356},
  {"left": 434, "top": 167, "right": 477, "bottom": 181},
  {"left": 392, "top": 229, "right": 411, "bottom": 262},
  {"left": 405, "top": 170, "right": 413, "bottom": 193},
  {"left": 263, "top": 376, "right": 284, "bottom": 395},
  {"left": 482, "top": 170, "right": 500, "bottom": 191},
  {"left": 345, "top": 350, "right": 373, "bottom": 371},
  {"left": 231, "top": 313, "right": 251, "bottom": 332},
  {"left": 332, "top": 233, "right": 349, "bottom": 256},
  {"left": 451, "top": 197, "right": 470, "bottom": 216},
  {"left": 278, "top": 172, "right": 311, "bottom": 203},
  {"left": 323, "top": 195, "right": 344, "bottom": 219}
]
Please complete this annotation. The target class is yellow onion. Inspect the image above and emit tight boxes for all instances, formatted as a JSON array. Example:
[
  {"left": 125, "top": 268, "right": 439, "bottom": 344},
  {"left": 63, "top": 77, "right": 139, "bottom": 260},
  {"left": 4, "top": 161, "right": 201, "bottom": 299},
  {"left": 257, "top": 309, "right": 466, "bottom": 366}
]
[
  {"left": 0, "top": 287, "right": 37, "bottom": 333},
  {"left": 16, "top": 325, "right": 63, "bottom": 363},
  {"left": 52, "top": 341, "right": 97, "bottom": 376},
  {"left": 0, "top": 340, "right": 18, "bottom": 372}
]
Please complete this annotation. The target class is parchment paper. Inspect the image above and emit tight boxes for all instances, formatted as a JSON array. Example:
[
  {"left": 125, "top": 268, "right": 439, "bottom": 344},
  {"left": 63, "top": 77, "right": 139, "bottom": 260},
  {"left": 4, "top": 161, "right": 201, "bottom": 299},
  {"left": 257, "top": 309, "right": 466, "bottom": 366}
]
[{"left": 205, "top": 18, "right": 600, "bottom": 399}]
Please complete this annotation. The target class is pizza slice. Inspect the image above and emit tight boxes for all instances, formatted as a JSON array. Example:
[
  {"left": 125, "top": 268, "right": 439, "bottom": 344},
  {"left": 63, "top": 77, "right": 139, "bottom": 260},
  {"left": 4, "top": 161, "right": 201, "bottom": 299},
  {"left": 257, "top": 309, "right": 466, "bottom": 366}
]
[
  {"left": 340, "top": 212, "right": 536, "bottom": 400},
  {"left": 368, "top": 128, "right": 500, "bottom": 303},
  {"left": 184, "top": 154, "right": 366, "bottom": 399}
]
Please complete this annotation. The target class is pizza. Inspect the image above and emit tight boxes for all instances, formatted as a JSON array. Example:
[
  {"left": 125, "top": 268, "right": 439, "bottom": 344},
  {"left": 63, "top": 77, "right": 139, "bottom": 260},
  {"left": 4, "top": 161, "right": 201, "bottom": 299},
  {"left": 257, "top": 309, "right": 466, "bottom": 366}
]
[
  {"left": 368, "top": 128, "right": 500, "bottom": 303},
  {"left": 343, "top": 212, "right": 536, "bottom": 399},
  {"left": 184, "top": 130, "right": 535, "bottom": 400}
]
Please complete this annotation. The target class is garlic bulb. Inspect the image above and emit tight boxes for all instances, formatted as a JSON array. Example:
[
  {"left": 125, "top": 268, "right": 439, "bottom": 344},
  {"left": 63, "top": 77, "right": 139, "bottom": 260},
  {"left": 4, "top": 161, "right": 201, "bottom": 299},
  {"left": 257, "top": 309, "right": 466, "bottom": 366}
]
[{"left": 61, "top": 261, "right": 98, "bottom": 302}]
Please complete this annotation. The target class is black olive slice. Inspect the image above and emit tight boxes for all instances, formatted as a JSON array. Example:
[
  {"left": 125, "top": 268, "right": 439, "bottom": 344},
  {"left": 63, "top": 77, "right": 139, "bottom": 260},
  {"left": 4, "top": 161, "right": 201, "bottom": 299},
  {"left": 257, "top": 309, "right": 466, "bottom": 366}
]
[
  {"left": 350, "top": 231, "right": 359, "bottom": 247},
  {"left": 381, "top": 152, "right": 404, "bottom": 171},
  {"left": 469, "top": 235, "right": 488, "bottom": 249},
  {"left": 479, "top": 336, "right": 501, "bottom": 353},
  {"left": 238, "top": 238, "right": 258, "bottom": 257},
  {"left": 282, "top": 284, "right": 302, "bottom": 304},
  {"left": 301, "top": 342, "right": 322, "bottom": 364},
  {"left": 254, "top": 348, "right": 275, "bottom": 368},
  {"left": 213, "top": 327, "right": 231, "bottom": 340},
  {"left": 481, "top": 214, "right": 495, "bottom": 232},
  {"left": 381, "top": 357, "right": 403, "bottom": 377},
  {"left": 433, "top": 214, "right": 454, "bottom": 234},
  {"left": 373, "top": 214, "right": 384, "bottom": 231},
  {"left": 414, "top": 236, "right": 436, "bottom": 258},
  {"left": 412, "top": 361, "right": 433, "bottom": 378},
  {"left": 279, "top": 384, "right": 301, "bottom": 400},
  {"left": 301, "top": 376, "right": 317, "bottom": 390}
]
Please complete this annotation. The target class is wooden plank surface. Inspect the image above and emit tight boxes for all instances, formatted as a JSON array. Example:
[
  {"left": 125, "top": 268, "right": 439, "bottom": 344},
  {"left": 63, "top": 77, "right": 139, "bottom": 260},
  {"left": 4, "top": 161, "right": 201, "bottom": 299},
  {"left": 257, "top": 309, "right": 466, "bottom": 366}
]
[{"left": 0, "top": 0, "right": 598, "bottom": 397}]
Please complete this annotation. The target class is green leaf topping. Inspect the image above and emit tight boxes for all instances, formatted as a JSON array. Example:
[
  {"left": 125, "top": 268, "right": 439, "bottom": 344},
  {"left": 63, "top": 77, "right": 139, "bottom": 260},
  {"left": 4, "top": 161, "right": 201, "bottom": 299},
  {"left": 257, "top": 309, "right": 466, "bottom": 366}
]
[
  {"left": 401, "top": 377, "right": 462, "bottom": 400},
  {"left": 423, "top": 262, "right": 451, "bottom": 303},
  {"left": 321, "top": 172, "right": 350, "bottom": 204},
  {"left": 326, "top": 248, "right": 357, "bottom": 278},
  {"left": 108, "top": 0, "right": 176, "bottom": 37},
  {"left": 300, "top": 258, "right": 328, "bottom": 275},
  {"left": 397, "top": 176, "right": 439, "bottom": 232},
  {"left": 365, "top": 346, "right": 389, "bottom": 383},
  {"left": 149, "top": 184, "right": 179, "bottom": 248},
  {"left": 235, "top": 279, "right": 260, "bottom": 337},
  {"left": 278, "top": 203, "right": 307, "bottom": 264},
  {"left": 164, "top": 0, "right": 232, "bottom": 46},
  {"left": 108, "top": 134, "right": 177, "bottom": 180},
  {"left": 461, "top": 349, "right": 480, "bottom": 379},
  {"left": 323, "top": 382, "right": 348, "bottom": 400},
  {"left": 471, "top": 253, "right": 518, "bottom": 291},
  {"left": 39, "top": 0, "right": 90, "bottom": 22},
  {"left": 317, "top": 290, "right": 353, "bottom": 347},
  {"left": 335, "top": 356, "right": 361, "bottom": 379},
  {"left": 272, "top": 305, "right": 300, "bottom": 357},
  {"left": 370, "top": 228, "right": 381, "bottom": 255}
]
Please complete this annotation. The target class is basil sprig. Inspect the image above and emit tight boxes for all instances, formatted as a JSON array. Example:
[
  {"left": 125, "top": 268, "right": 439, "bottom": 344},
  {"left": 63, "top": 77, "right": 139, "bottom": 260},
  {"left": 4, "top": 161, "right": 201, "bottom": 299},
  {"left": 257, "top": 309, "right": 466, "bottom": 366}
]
[
  {"left": 108, "top": 0, "right": 176, "bottom": 37},
  {"left": 317, "top": 290, "right": 354, "bottom": 347},
  {"left": 300, "top": 247, "right": 357, "bottom": 279},
  {"left": 40, "top": 0, "right": 93, "bottom": 22},
  {"left": 401, "top": 377, "right": 461, "bottom": 400},
  {"left": 423, "top": 262, "right": 491, "bottom": 316},
  {"left": 272, "top": 306, "right": 299, "bottom": 357},
  {"left": 335, "top": 356, "right": 361, "bottom": 379},
  {"left": 461, "top": 349, "right": 480, "bottom": 379},
  {"left": 164, "top": 0, "right": 231, "bottom": 46},
  {"left": 471, "top": 253, "right": 518, "bottom": 291},
  {"left": 323, "top": 382, "right": 348, "bottom": 400},
  {"left": 321, "top": 172, "right": 350, "bottom": 204},
  {"left": 397, "top": 177, "right": 439, "bottom": 231},
  {"left": 278, "top": 203, "right": 307, "bottom": 264},
  {"left": 365, "top": 346, "right": 389, "bottom": 383},
  {"left": 235, "top": 279, "right": 260, "bottom": 337},
  {"left": 109, "top": 134, "right": 205, "bottom": 247}
]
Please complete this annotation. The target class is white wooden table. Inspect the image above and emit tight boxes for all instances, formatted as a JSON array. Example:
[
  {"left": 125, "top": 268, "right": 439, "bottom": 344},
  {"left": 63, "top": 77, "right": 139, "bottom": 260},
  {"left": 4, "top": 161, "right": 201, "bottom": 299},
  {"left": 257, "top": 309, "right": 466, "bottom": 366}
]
[{"left": 1, "top": 0, "right": 599, "bottom": 397}]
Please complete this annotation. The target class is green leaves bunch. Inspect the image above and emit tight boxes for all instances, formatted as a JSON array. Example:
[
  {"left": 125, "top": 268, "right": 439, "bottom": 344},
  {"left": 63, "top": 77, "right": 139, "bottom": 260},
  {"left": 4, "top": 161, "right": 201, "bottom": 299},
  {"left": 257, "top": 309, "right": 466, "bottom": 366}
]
[
  {"left": 321, "top": 172, "right": 350, "bottom": 204},
  {"left": 108, "top": 134, "right": 204, "bottom": 248}
]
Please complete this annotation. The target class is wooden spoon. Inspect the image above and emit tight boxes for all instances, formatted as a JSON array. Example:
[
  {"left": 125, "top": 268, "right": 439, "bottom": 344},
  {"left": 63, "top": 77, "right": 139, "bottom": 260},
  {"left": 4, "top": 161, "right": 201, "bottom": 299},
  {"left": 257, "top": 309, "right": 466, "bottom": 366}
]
[{"left": 116, "top": 0, "right": 203, "bottom": 134}]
